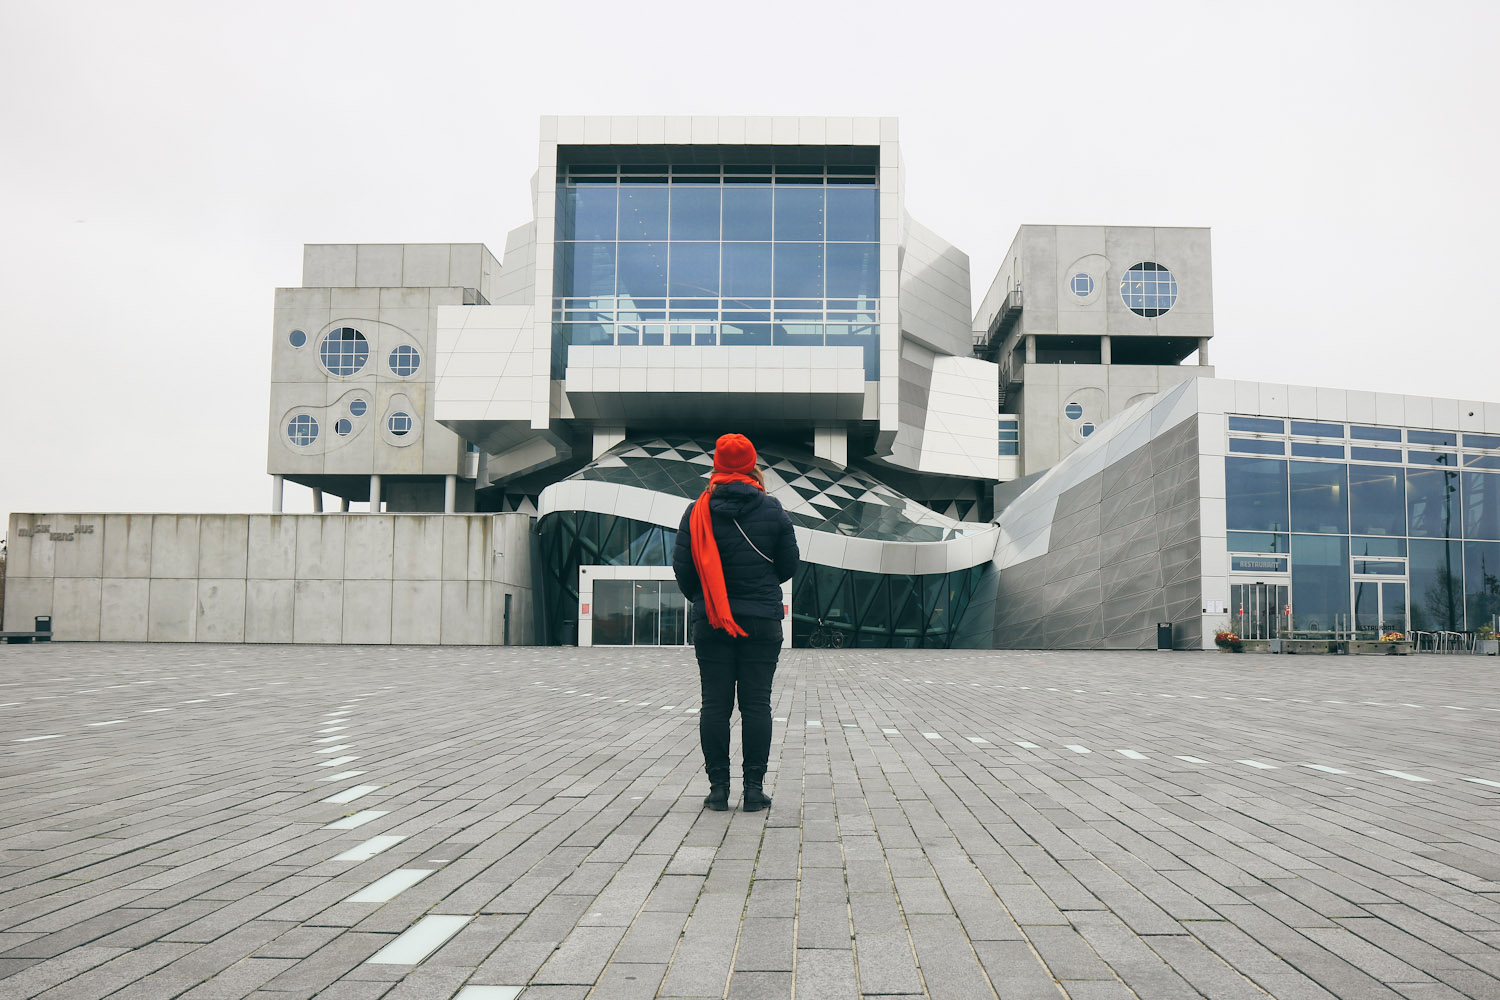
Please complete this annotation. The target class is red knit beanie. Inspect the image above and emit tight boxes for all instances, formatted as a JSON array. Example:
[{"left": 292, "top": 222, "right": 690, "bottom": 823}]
[{"left": 713, "top": 433, "right": 757, "bottom": 475}]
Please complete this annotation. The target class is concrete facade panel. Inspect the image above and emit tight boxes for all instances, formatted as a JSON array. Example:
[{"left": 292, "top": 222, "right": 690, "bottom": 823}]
[
  {"left": 51, "top": 577, "right": 101, "bottom": 641},
  {"left": 147, "top": 578, "right": 197, "bottom": 642},
  {"left": 245, "top": 579, "right": 295, "bottom": 643},
  {"left": 196, "top": 579, "right": 247, "bottom": 643},
  {"left": 293, "top": 580, "right": 344, "bottom": 644},
  {"left": 392, "top": 580, "right": 443, "bottom": 644},
  {"left": 100, "top": 579, "right": 150, "bottom": 642},
  {"left": 342, "top": 579, "right": 393, "bottom": 644}
]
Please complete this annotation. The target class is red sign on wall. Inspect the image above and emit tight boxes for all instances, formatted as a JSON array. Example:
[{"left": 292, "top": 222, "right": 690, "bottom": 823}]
[{"left": 581, "top": 603, "right": 590, "bottom": 616}]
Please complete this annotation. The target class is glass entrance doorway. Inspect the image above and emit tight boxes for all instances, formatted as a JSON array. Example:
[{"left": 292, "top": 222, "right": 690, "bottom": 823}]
[
  {"left": 1230, "top": 581, "right": 1289, "bottom": 639},
  {"left": 594, "top": 579, "right": 688, "bottom": 646},
  {"left": 1353, "top": 577, "right": 1407, "bottom": 639}
]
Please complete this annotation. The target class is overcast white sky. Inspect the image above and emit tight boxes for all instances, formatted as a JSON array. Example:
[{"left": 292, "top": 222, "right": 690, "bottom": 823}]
[{"left": 1, "top": 0, "right": 1496, "bottom": 535}]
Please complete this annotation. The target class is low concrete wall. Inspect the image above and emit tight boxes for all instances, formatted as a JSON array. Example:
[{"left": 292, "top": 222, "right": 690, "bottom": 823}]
[{"left": 2, "top": 513, "right": 535, "bottom": 645}]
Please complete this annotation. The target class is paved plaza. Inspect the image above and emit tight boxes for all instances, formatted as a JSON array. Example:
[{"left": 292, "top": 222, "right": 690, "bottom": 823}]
[{"left": 2, "top": 645, "right": 1500, "bottom": 999}]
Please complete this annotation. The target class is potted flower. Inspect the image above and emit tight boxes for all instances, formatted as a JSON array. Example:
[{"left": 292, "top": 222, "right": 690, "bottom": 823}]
[{"left": 1214, "top": 630, "right": 1244, "bottom": 653}]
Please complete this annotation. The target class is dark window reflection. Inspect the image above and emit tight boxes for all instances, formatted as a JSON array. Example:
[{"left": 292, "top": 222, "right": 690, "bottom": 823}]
[
  {"left": 1463, "top": 472, "right": 1500, "bottom": 540},
  {"left": 1348, "top": 465, "right": 1404, "bottom": 536},
  {"left": 1410, "top": 538, "right": 1463, "bottom": 631},
  {"left": 1407, "top": 467, "right": 1459, "bottom": 538},
  {"left": 1290, "top": 534, "right": 1350, "bottom": 634},
  {"left": 1226, "top": 457, "right": 1289, "bottom": 532}
]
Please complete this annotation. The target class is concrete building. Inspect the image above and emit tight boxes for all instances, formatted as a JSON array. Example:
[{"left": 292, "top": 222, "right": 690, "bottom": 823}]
[{"left": 12, "top": 114, "right": 1480, "bottom": 650}]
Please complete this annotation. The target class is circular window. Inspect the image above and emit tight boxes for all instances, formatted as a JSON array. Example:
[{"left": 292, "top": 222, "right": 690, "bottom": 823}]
[
  {"left": 1065, "top": 403, "right": 1083, "bottom": 420},
  {"left": 335, "top": 418, "right": 352, "bottom": 436},
  {"left": 388, "top": 412, "right": 413, "bottom": 436},
  {"left": 349, "top": 399, "right": 367, "bottom": 416},
  {"left": 1070, "top": 273, "right": 1094, "bottom": 297},
  {"left": 1081, "top": 422, "right": 1096, "bottom": 437},
  {"left": 319, "top": 327, "right": 369, "bottom": 376},
  {"left": 288, "top": 329, "right": 307, "bottom": 348},
  {"left": 389, "top": 345, "right": 421, "bottom": 377},
  {"left": 1120, "top": 262, "right": 1178, "bottom": 317},
  {"left": 287, "top": 414, "right": 318, "bottom": 446}
]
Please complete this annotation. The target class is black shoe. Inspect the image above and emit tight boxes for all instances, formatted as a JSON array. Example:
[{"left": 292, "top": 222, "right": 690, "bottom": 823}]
[
  {"left": 743, "top": 781, "right": 772, "bottom": 812},
  {"left": 703, "top": 783, "right": 729, "bottom": 811}
]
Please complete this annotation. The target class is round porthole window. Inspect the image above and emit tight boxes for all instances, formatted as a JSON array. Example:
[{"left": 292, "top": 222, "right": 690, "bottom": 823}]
[
  {"left": 335, "top": 418, "right": 352, "bottom": 436},
  {"left": 319, "top": 327, "right": 369, "bottom": 375},
  {"left": 1081, "top": 422, "right": 1096, "bottom": 437},
  {"left": 287, "top": 414, "right": 318, "bottom": 446},
  {"left": 1070, "top": 273, "right": 1094, "bottom": 297},
  {"left": 388, "top": 412, "right": 413, "bottom": 436},
  {"left": 288, "top": 329, "right": 307, "bottom": 348},
  {"left": 389, "top": 345, "right": 421, "bottom": 377},
  {"left": 1120, "top": 262, "right": 1178, "bottom": 317},
  {"left": 1065, "top": 403, "right": 1083, "bottom": 420},
  {"left": 348, "top": 399, "right": 367, "bottom": 416}
]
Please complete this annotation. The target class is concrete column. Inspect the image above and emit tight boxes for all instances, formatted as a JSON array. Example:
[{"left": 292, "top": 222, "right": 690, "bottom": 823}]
[
  {"left": 1198, "top": 337, "right": 1210, "bottom": 365},
  {"left": 1024, "top": 334, "right": 1036, "bottom": 364},
  {"left": 369, "top": 474, "right": 382, "bottom": 513},
  {"left": 444, "top": 475, "right": 457, "bottom": 514},
  {"left": 311, "top": 490, "right": 323, "bottom": 513},
  {"left": 813, "top": 425, "right": 848, "bottom": 468},
  {"left": 1100, "top": 335, "right": 1111, "bottom": 365},
  {"left": 593, "top": 425, "right": 626, "bottom": 459},
  {"left": 271, "top": 475, "right": 284, "bottom": 513},
  {"left": 340, "top": 497, "right": 350, "bottom": 513}
]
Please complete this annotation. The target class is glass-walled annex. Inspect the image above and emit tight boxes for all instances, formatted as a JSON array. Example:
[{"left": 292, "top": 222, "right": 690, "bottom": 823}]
[
  {"left": 535, "top": 435, "right": 992, "bottom": 648},
  {"left": 551, "top": 147, "right": 882, "bottom": 380},
  {"left": 1224, "top": 416, "right": 1500, "bottom": 638}
]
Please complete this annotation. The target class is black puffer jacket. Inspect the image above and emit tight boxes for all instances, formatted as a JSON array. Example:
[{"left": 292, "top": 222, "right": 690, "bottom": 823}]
[{"left": 672, "top": 482, "right": 799, "bottom": 622}]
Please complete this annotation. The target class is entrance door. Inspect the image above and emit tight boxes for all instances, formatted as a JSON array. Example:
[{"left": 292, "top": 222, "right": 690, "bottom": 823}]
[
  {"left": 1230, "top": 581, "right": 1289, "bottom": 639},
  {"left": 1353, "top": 577, "right": 1407, "bottom": 639},
  {"left": 592, "top": 578, "right": 688, "bottom": 646}
]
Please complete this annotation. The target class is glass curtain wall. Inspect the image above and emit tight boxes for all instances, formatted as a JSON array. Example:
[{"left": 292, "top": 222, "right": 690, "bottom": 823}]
[
  {"left": 552, "top": 155, "right": 880, "bottom": 379},
  {"left": 538, "top": 509, "right": 983, "bottom": 648},
  {"left": 1226, "top": 429, "right": 1500, "bottom": 634}
]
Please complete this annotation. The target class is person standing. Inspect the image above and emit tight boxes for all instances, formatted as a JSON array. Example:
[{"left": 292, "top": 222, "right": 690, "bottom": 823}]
[{"left": 672, "top": 434, "right": 799, "bottom": 812}]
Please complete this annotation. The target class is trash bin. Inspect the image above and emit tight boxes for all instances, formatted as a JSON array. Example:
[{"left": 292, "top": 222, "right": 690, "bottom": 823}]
[
  {"left": 1155, "top": 622, "right": 1173, "bottom": 650},
  {"left": 35, "top": 615, "right": 52, "bottom": 643}
]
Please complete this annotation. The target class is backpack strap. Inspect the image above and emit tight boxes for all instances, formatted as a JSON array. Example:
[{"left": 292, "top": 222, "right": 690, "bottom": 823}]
[{"left": 733, "top": 519, "right": 774, "bottom": 564}]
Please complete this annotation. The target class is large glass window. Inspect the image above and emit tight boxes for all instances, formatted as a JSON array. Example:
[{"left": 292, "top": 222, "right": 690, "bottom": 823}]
[
  {"left": 1348, "top": 465, "right": 1405, "bottom": 536},
  {"left": 319, "top": 328, "right": 369, "bottom": 376},
  {"left": 1225, "top": 457, "right": 1288, "bottom": 532},
  {"left": 1463, "top": 471, "right": 1500, "bottom": 540},
  {"left": 1410, "top": 538, "right": 1463, "bottom": 632},
  {"left": 1119, "top": 262, "right": 1177, "bottom": 317},
  {"left": 552, "top": 159, "right": 879, "bottom": 376},
  {"left": 1289, "top": 461, "right": 1348, "bottom": 534},
  {"left": 593, "top": 580, "right": 633, "bottom": 645},
  {"left": 1407, "top": 467, "right": 1459, "bottom": 538},
  {"left": 1290, "top": 534, "right": 1349, "bottom": 634},
  {"left": 1464, "top": 542, "right": 1500, "bottom": 633}
]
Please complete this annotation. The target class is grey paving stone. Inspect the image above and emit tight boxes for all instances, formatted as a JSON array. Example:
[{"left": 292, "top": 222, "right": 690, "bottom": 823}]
[{"left": 9, "top": 646, "right": 1500, "bottom": 997}]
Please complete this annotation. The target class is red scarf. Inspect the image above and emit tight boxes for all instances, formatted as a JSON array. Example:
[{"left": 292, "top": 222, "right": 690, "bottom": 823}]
[{"left": 690, "top": 471, "right": 765, "bottom": 637}]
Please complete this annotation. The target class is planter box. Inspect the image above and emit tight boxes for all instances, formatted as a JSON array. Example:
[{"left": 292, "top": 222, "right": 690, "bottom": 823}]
[
  {"left": 1478, "top": 639, "right": 1498, "bottom": 656},
  {"left": 1344, "top": 640, "right": 1412, "bottom": 655}
]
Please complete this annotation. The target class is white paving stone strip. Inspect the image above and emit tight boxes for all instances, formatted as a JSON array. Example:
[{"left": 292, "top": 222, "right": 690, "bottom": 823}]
[
  {"left": 317, "top": 756, "right": 360, "bottom": 767},
  {"left": 1378, "top": 769, "right": 1432, "bottom": 782},
  {"left": 1239, "top": 760, "right": 1277, "bottom": 768},
  {"left": 1175, "top": 755, "right": 1208, "bottom": 763},
  {"left": 366, "top": 914, "right": 472, "bottom": 965},
  {"left": 882, "top": 728, "right": 899, "bottom": 734},
  {"left": 316, "top": 744, "right": 353, "bottom": 753},
  {"left": 344, "top": 868, "right": 435, "bottom": 903},
  {"left": 1014, "top": 740, "right": 1040, "bottom": 748},
  {"left": 966, "top": 736, "right": 991, "bottom": 744},
  {"left": 314, "top": 735, "right": 346, "bottom": 743},
  {"left": 88, "top": 720, "right": 126, "bottom": 726},
  {"left": 923, "top": 733, "right": 944, "bottom": 740},
  {"left": 319, "top": 726, "right": 348, "bottom": 733},
  {"left": 388, "top": 971, "right": 492, "bottom": 1000},
  {"left": 1463, "top": 777, "right": 1500, "bottom": 788},
  {"left": 319, "top": 770, "right": 367, "bottom": 782},
  {"left": 333, "top": 835, "right": 406, "bottom": 862},
  {"left": 1116, "top": 749, "right": 1148, "bottom": 759},
  {"left": 182, "top": 698, "right": 207, "bottom": 703},
  {"left": 324, "top": 810, "right": 389, "bottom": 830},
  {"left": 13, "top": 735, "right": 61, "bottom": 742},
  {"left": 141, "top": 707, "right": 171, "bottom": 713},
  {"left": 1065, "top": 744, "right": 1092, "bottom": 753},
  {"left": 1302, "top": 763, "right": 1349, "bottom": 774},
  {"left": 323, "top": 784, "right": 383, "bottom": 804}
]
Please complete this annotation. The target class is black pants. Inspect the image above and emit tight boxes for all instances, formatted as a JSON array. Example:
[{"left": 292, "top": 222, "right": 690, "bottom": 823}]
[{"left": 694, "top": 615, "right": 782, "bottom": 786}]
